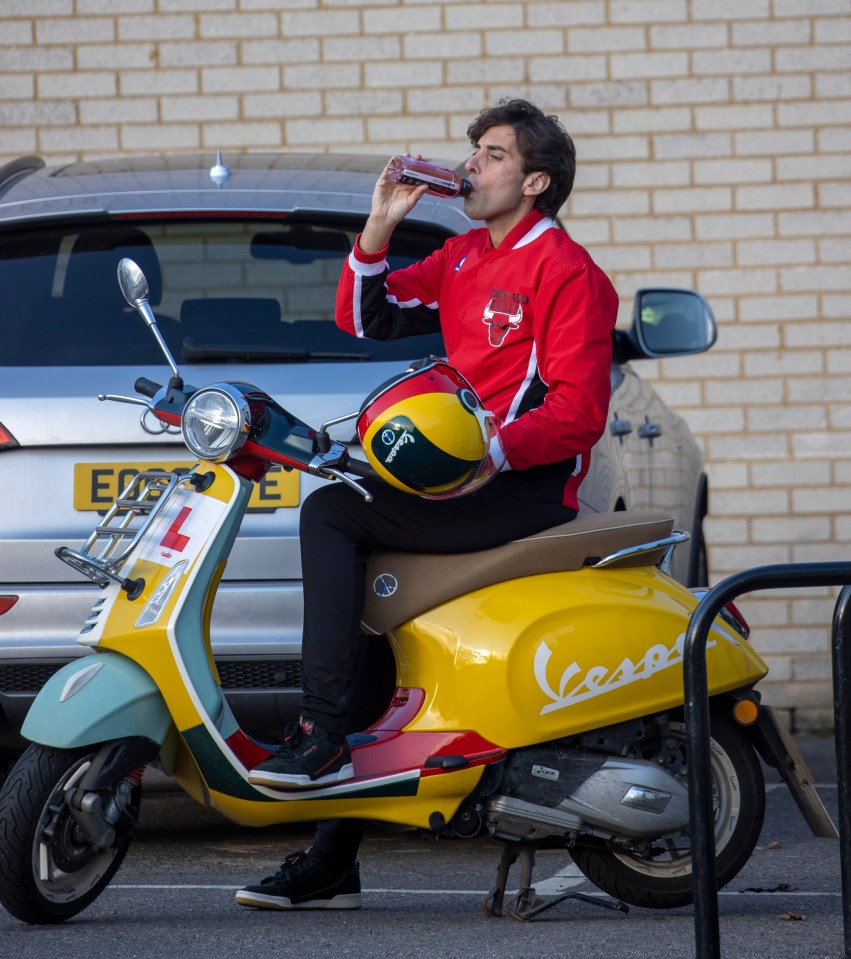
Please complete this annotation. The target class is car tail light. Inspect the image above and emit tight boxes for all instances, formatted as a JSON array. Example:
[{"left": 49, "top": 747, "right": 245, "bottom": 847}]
[
  {"left": 0, "top": 422, "right": 19, "bottom": 450},
  {"left": 0, "top": 596, "right": 19, "bottom": 615}
]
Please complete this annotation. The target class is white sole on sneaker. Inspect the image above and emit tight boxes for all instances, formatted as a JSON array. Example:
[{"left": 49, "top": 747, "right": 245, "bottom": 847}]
[
  {"left": 247, "top": 762, "right": 355, "bottom": 789},
  {"left": 234, "top": 889, "right": 362, "bottom": 910}
]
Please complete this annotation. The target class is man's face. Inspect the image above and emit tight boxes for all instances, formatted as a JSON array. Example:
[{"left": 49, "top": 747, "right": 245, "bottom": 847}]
[{"left": 462, "top": 124, "right": 534, "bottom": 226}]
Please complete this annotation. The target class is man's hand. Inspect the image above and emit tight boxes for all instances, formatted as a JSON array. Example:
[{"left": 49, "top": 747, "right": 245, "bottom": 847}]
[{"left": 359, "top": 155, "right": 428, "bottom": 255}]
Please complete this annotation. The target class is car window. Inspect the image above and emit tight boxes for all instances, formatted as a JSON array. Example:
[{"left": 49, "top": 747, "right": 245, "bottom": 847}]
[{"left": 0, "top": 216, "right": 448, "bottom": 366}]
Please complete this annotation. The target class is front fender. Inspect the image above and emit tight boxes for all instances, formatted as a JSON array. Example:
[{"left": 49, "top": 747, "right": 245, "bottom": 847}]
[{"left": 22, "top": 654, "right": 174, "bottom": 749}]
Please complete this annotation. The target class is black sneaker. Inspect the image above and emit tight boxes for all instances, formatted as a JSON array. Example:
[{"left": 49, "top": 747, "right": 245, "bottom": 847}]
[
  {"left": 235, "top": 849, "right": 361, "bottom": 910},
  {"left": 247, "top": 717, "right": 354, "bottom": 789}
]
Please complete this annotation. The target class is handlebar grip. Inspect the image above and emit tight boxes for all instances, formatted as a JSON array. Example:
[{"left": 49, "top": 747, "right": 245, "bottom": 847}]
[
  {"left": 344, "top": 457, "right": 379, "bottom": 480},
  {"left": 135, "top": 376, "right": 163, "bottom": 398}
]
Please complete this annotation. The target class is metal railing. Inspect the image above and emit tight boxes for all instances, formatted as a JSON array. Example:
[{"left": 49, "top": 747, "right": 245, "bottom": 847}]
[{"left": 683, "top": 562, "right": 851, "bottom": 959}]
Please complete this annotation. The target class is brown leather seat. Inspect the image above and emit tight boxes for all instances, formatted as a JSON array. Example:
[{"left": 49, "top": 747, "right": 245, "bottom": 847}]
[{"left": 361, "top": 510, "right": 676, "bottom": 635}]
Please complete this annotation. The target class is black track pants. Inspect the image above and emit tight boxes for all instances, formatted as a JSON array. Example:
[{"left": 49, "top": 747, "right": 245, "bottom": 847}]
[{"left": 297, "top": 459, "right": 577, "bottom": 737}]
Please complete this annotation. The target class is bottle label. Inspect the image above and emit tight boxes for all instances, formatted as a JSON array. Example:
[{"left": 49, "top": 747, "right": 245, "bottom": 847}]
[{"left": 400, "top": 171, "right": 454, "bottom": 191}]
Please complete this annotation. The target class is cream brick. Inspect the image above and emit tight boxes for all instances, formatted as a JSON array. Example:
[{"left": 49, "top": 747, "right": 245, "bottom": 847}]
[
  {"left": 651, "top": 78, "right": 730, "bottom": 106},
  {"left": 0, "top": 75, "right": 35, "bottom": 99},
  {"left": 735, "top": 183, "right": 814, "bottom": 211},
  {"left": 611, "top": 51, "right": 689, "bottom": 79},
  {"left": 695, "top": 212, "right": 773, "bottom": 240},
  {"left": 363, "top": 6, "right": 441, "bottom": 32},
  {"left": 650, "top": 23, "right": 727, "bottom": 48},
  {"left": 655, "top": 133, "right": 732, "bottom": 159},
  {"left": 570, "top": 81, "right": 647, "bottom": 107},
  {"left": 447, "top": 58, "right": 526, "bottom": 84},
  {"left": 672, "top": 405, "right": 743, "bottom": 434},
  {"left": 819, "top": 127, "right": 851, "bottom": 152},
  {"left": 0, "top": 19, "right": 34, "bottom": 43},
  {"left": 286, "top": 63, "right": 361, "bottom": 90},
  {"left": 325, "top": 35, "right": 402, "bottom": 62},
  {"left": 118, "top": 14, "right": 195, "bottom": 41},
  {"left": 779, "top": 210, "right": 849, "bottom": 238},
  {"left": 735, "top": 129, "right": 815, "bottom": 156},
  {"left": 693, "top": 48, "right": 772, "bottom": 76},
  {"left": 158, "top": 41, "right": 237, "bottom": 68},
  {"left": 285, "top": 117, "right": 365, "bottom": 146},
  {"left": 0, "top": 100, "right": 76, "bottom": 126},
  {"left": 203, "top": 66, "right": 280, "bottom": 94},
  {"left": 364, "top": 61, "right": 442, "bottom": 88},
  {"left": 612, "top": 160, "right": 690, "bottom": 188},
  {"left": 691, "top": 0, "right": 769, "bottom": 18},
  {"left": 819, "top": 182, "right": 851, "bottom": 208},
  {"left": 241, "top": 39, "right": 320, "bottom": 65},
  {"left": 609, "top": 0, "right": 686, "bottom": 23},
  {"left": 205, "top": 120, "right": 281, "bottom": 148},
  {"left": 699, "top": 268, "right": 777, "bottom": 295},
  {"left": 38, "top": 71, "right": 117, "bottom": 99},
  {"left": 738, "top": 294, "right": 818, "bottom": 322},
  {"left": 816, "top": 72, "right": 851, "bottom": 98},
  {"left": 827, "top": 350, "right": 851, "bottom": 374},
  {"left": 777, "top": 44, "right": 851, "bottom": 73},
  {"left": 120, "top": 121, "right": 199, "bottom": 150},
  {"left": 161, "top": 94, "right": 238, "bottom": 122},
  {"left": 713, "top": 322, "right": 782, "bottom": 351},
  {"left": 446, "top": 3, "right": 524, "bottom": 29},
  {"left": 654, "top": 187, "right": 731, "bottom": 214},
  {"left": 199, "top": 13, "right": 277, "bottom": 38},
  {"left": 695, "top": 103, "right": 773, "bottom": 130},
  {"left": 486, "top": 29, "right": 565, "bottom": 56},
  {"left": 612, "top": 106, "right": 690, "bottom": 134},
  {"left": 824, "top": 294, "right": 851, "bottom": 318},
  {"left": 732, "top": 74, "right": 812, "bottom": 102},
  {"left": 0, "top": 129, "right": 36, "bottom": 157},
  {"left": 526, "top": 1, "right": 605, "bottom": 26},
  {"left": 694, "top": 157, "right": 772, "bottom": 185},
  {"left": 576, "top": 134, "right": 648, "bottom": 161},
  {"left": 704, "top": 516, "right": 749, "bottom": 543},
  {"left": 81, "top": 0, "right": 154, "bottom": 9},
  {"left": 326, "top": 89, "right": 403, "bottom": 116},
  {"left": 567, "top": 26, "right": 646, "bottom": 52},
  {"left": 732, "top": 19, "right": 810, "bottom": 46},
  {"left": 774, "top": 152, "right": 851, "bottom": 181},
  {"left": 120, "top": 69, "right": 198, "bottom": 96},
  {"left": 282, "top": 9, "right": 360, "bottom": 36},
  {"left": 706, "top": 461, "right": 750, "bottom": 489},
  {"left": 736, "top": 238, "right": 816, "bottom": 267},
  {"left": 751, "top": 459, "right": 831, "bottom": 488},
  {"left": 747, "top": 403, "right": 826, "bottom": 432},
  {"left": 158, "top": 0, "right": 235, "bottom": 9},
  {"left": 753, "top": 515, "right": 831, "bottom": 544},
  {"left": 779, "top": 100, "right": 851, "bottom": 128},
  {"left": 406, "top": 87, "right": 486, "bottom": 117},
  {"left": 710, "top": 543, "right": 792, "bottom": 569},
  {"left": 40, "top": 125, "right": 118, "bottom": 152},
  {"left": 368, "top": 115, "right": 447, "bottom": 143},
  {"left": 776, "top": 0, "right": 850, "bottom": 14},
  {"left": 80, "top": 97, "right": 158, "bottom": 125},
  {"left": 36, "top": 16, "right": 114, "bottom": 44},
  {"left": 78, "top": 43, "right": 156, "bottom": 70},
  {"left": 569, "top": 190, "right": 649, "bottom": 216},
  {"left": 782, "top": 265, "right": 851, "bottom": 293},
  {"left": 654, "top": 241, "right": 733, "bottom": 270},
  {"left": 614, "top": 217, "right": 693, "bottom": 246},
  {"left": 6, "top": 0, "right": 71, "bottom": 12},
  {"left": 403, "top": 32, "right": 482, "bottom": 60},
  {"left": 0, "top": 47, "right": 74, "bottom": 71}
]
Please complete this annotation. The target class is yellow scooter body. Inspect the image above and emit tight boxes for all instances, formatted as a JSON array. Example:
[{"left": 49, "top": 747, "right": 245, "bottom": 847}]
[{"left": 50, "top": 462, "right": 767, "bottom": 831}]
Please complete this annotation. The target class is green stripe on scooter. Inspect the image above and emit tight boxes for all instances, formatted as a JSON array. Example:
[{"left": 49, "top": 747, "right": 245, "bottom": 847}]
[{"left": 181, "top": 723, "right": 277, "bottom": 801}]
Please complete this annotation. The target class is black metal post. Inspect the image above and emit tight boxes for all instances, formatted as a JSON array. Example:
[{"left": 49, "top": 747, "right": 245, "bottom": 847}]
[
  {"left": 833, "top": 585, "right": 851, "bottom": 959},
  {"left": 683, "top": 562, "right": 851, "bottom": 959}
]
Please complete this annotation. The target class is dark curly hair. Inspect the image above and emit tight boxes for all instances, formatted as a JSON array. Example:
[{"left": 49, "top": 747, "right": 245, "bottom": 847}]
[{"left": 466, "top": 99, "right": 576, "bottom": 218}]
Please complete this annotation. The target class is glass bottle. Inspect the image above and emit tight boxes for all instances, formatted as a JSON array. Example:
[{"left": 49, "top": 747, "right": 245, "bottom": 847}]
[{"left": 386, "top": 155, "right": 472, "bottom": 198}]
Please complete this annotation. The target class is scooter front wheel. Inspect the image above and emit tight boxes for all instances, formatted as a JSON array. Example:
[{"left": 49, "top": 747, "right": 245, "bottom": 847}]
[{"left": 0, "top": 743, "right": 140, "bottom": 924}]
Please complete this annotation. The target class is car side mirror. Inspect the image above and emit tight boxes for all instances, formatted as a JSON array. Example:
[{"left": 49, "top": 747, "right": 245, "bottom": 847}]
[{"left": 628, "top": 287, "right": 717, "bottom": 359}]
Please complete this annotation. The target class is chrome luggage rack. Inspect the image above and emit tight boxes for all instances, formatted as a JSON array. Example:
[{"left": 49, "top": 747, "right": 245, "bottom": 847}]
[{"left": 56, "top": 469, "right": 211, "bottom": 600}]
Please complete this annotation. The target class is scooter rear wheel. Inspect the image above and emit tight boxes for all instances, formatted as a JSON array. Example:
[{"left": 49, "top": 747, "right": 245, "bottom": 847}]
[
  {"left": 569, "top": 708, "right": 765, "bottom": 909},
  {"left": 0, "top": 743, "right": 140, "bottom": 924}
]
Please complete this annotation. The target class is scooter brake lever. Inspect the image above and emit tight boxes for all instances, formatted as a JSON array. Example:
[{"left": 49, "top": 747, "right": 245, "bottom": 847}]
[
  {"left": 322, "top": 467, "right": 373, "bottom": 502},
  {"left": 97, "top": 393, "right": 153, "bottom": 408}
]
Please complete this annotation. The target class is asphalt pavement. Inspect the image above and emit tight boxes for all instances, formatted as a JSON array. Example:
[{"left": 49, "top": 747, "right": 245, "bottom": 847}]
[{"left": 0, "top": 735, "right": 844, "bottom": 959}]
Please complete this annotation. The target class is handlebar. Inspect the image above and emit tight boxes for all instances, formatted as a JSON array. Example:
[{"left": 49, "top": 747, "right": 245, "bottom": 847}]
[
  {"left": 343, "top": 456, "right": 378, "bottom": 480},
  {"left": 135, "top": 377, "right": 163, "bottom": 398}
]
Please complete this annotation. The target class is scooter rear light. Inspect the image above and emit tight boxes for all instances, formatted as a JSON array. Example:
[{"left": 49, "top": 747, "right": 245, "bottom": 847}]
[
  {"left": 0, "top": 422, "right": 19, "bottom": 450},
  {"left": 721, "top": 600, "right": 750, "bottom": 640},
  {"left": 0, "top": 596, "right": 19, "bottom": 615},
  {"left": 733, "top": 697, "right": 760, "bottom": 726}
]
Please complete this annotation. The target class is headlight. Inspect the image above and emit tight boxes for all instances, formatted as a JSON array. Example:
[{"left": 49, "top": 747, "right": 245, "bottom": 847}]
[{"left": 182, "top": 384, "right": 251, "bottom": 462}]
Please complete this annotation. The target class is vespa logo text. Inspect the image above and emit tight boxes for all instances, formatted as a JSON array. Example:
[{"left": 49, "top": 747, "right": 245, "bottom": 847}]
[
  {"left": 533, "top": 631, "right": 715, "bottom": 715},
  {"left": 384, "top": 430, "right": 415, "bottom": 464}
]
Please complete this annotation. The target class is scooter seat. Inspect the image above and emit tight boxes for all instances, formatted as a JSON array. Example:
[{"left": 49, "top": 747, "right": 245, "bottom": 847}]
[{"left": 360, "top": 510, "right": 676, "bottom": 636}]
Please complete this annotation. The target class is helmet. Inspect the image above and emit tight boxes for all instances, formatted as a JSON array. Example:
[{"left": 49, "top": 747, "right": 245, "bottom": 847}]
[{"left": 357, "top": 358, "right": 500, "bottom": 498}]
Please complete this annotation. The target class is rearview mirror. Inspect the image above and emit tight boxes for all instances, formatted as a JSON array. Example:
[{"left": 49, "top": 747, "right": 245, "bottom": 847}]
[{"left": 631, "top": 288, "right": 716, "bottom": 357}]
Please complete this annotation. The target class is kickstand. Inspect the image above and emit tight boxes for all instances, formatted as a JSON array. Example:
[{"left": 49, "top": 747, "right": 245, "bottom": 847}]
[{"left": 481, "top": 841, "right": 628, "bottom": 922}]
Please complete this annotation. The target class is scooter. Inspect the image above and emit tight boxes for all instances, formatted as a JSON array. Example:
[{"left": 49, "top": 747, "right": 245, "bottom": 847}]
[{"left": 0, "top": 260, "right": 836, "bottom": 926}]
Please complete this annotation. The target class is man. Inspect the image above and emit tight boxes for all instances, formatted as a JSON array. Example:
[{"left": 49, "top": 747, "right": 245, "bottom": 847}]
[{"left": 236, "top": 98, "right": 618, "bottom": 911}]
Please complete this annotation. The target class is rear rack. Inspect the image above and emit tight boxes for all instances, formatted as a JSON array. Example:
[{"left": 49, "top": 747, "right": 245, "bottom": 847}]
[{"left": 56, "top": 469, "right": 204, "bottom": 600}]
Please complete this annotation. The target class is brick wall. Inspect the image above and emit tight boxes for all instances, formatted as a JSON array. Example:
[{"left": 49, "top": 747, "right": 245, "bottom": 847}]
[{"left": 2, "top": 1, "right": 849, "bottom": 728}]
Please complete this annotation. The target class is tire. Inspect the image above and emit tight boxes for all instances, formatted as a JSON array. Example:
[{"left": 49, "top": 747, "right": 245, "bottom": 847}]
[
  {"left": 569, "top": 709, "right": 765, "bottom": 909},
  {"left": 0, "top": 743, "right": 140, "bottom": 924}
]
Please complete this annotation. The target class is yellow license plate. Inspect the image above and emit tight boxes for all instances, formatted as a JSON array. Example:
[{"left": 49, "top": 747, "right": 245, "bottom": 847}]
[{"left": 73, "top": 462, "right": 299, "bottom": 512}]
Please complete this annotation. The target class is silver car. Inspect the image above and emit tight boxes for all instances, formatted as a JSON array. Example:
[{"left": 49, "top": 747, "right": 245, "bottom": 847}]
[{"left": 0, "top": 152, "right": 714, "bottom": 761}]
